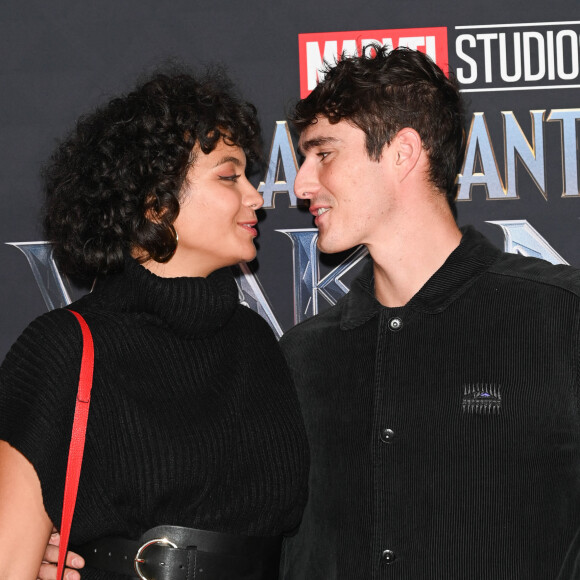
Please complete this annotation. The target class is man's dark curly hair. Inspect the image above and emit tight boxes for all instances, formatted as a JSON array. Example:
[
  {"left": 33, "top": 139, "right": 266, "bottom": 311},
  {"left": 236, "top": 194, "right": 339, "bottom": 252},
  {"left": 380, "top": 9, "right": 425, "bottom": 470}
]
[
  {"left": 291, "top": 46, "right": 465, "bottom": 213},
  {"left": 43, "top": 67, "right": 262, "bottom": 282}
]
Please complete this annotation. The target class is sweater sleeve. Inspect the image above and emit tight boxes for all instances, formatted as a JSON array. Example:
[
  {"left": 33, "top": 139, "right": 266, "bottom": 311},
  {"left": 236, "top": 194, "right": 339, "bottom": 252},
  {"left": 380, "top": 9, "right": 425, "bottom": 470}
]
[
  {"left": 250, "top": 310, "right": 310, "bottom": 532},
  {"left": 0, "top": 308, "right": 83, "bottom": 528}
]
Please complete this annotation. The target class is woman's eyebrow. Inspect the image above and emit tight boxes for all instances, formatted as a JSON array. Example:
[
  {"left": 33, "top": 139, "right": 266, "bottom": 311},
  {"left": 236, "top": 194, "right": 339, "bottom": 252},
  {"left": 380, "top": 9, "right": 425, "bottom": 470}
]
[{"left": 213, "top": 155, "right": 245, "bottom": 168}]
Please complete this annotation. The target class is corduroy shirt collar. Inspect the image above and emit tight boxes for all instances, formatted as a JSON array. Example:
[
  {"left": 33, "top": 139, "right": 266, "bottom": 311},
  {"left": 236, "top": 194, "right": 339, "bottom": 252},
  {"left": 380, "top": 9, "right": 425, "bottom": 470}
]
[{"left": 340, "top": 226, "right": 502, "bottom": 330}]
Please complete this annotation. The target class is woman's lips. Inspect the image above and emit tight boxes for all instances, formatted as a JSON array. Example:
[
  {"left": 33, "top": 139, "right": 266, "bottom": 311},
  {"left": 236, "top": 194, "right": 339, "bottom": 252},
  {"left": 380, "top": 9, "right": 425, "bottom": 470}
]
[{"left": 239, "top": 222, "right": 258, "bottom": 236}]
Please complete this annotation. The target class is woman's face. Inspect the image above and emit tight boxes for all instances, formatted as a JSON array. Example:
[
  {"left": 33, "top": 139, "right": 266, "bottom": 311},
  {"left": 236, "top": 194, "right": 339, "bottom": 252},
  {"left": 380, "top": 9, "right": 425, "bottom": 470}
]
[{"left": 160, "top": 138, "right": 264, "bottom": 278}]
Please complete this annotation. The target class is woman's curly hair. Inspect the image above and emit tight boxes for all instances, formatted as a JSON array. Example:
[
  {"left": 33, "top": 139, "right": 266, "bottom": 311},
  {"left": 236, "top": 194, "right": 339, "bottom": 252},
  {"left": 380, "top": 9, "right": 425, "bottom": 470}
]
[{"left": 43, "top": 66, "right": 262, "bottom": 282}]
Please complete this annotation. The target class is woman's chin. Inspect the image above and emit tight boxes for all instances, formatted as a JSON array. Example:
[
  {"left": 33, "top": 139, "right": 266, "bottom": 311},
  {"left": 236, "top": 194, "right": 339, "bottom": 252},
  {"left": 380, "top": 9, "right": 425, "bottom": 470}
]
[{"left": 240, "top": 247, "right": 258, "bottom": 264}]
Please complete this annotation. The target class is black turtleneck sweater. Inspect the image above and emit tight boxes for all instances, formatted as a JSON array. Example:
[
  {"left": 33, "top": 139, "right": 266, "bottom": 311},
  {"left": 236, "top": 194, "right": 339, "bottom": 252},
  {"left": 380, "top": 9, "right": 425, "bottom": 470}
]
[{"left": 0, "top": 258, "right": 309, "bottom": 579}]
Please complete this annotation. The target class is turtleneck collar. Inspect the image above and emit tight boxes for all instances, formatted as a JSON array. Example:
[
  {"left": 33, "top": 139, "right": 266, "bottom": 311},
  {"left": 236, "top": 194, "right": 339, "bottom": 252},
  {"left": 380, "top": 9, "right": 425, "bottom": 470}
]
[{"left": 90, "top": 256, "right": 240, "bottom": 338}]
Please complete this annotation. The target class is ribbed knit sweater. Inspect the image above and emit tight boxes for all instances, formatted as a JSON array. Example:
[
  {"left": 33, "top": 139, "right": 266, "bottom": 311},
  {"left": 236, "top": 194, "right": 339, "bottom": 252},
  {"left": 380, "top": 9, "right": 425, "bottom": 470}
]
[
  {"left": 0, "top": 257, "right": 309, "bottom": 580},
  {"left": 280, "top": 226, "right": 580, "bottom": 580}
]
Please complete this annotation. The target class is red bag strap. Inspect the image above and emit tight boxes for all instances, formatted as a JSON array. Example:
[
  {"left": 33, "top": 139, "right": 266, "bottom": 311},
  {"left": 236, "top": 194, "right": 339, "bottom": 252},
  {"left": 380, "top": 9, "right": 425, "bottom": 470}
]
[{"left": 57, "top": 310, "right": 94, "bottom": 580}]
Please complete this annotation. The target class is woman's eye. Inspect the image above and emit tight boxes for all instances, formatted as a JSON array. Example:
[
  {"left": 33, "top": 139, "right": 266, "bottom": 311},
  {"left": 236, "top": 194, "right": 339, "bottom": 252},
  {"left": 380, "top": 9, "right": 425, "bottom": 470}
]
[{"left": 219, "top": 174, "right": 241, "bottom": 182}]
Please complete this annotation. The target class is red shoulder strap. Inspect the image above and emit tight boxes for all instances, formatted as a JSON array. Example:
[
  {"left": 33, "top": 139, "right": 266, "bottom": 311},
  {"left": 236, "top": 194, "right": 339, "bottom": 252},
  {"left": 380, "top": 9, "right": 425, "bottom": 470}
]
[{"left": 57, "top": 310, "right": 94, "bottom": 580}]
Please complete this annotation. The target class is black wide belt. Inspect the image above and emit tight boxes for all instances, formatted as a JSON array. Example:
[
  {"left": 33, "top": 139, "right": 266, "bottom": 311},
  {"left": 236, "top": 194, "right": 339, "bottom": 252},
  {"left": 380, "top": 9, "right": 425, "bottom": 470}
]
[{"left": 73, "top": 525, "right": 282, "bottom": 580}]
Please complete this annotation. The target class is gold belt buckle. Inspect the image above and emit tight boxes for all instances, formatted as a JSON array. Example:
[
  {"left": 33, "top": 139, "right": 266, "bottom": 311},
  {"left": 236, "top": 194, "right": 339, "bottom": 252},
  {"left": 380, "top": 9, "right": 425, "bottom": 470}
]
[{"left": 134, "top": 537, "right": 178, "bottom": 580}]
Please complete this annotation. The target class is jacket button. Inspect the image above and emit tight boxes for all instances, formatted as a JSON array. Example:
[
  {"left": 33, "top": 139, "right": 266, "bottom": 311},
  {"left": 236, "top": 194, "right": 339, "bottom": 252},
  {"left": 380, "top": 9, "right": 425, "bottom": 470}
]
[
  {"left": 388, "top": 317, "right": 402, "bottom": 331},
  {"left": 382, "top": 549, "right": 396, "bottom": 563},
  {"left": 380, "top": 428, "right": 395, "bottom": 443}
]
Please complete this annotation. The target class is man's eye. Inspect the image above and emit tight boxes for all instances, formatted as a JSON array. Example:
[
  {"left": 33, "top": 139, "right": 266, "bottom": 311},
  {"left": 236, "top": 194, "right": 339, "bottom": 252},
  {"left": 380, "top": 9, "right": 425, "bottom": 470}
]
[
  {"left": 318, "top": 152, "right": 330, "bottom": 160},
  {"left": 219, "top": 174, "right": 241, "bottom": 182}
]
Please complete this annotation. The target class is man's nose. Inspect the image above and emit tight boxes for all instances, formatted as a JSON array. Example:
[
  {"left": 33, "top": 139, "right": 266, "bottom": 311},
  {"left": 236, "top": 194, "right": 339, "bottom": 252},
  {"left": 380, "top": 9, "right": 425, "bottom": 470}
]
[{"left": 294, "top": 161, "right": 317, "bottom": 200}]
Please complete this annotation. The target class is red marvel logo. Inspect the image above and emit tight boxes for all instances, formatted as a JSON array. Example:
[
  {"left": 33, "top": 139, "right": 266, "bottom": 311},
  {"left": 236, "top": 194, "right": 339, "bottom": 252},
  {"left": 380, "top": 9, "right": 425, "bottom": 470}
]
[{"left": 298, "top": 27, "right": 449, "bottom": 98}]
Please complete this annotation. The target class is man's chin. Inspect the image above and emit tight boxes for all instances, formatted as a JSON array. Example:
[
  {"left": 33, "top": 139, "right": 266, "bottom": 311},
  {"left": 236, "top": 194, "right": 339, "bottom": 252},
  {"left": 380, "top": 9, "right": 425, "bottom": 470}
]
[{"left": 317, "top": 237, "right": 348, "bottom": 255}]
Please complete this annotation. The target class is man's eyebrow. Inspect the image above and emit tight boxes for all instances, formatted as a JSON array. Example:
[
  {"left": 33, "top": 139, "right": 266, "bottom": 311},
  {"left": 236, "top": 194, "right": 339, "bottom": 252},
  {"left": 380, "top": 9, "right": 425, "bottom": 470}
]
[
  {"left": 298, "top": 136, "right": 339, "bottom": 155},
  {"left": 213, "top": 155, "right": 245, "bottom": 168}
]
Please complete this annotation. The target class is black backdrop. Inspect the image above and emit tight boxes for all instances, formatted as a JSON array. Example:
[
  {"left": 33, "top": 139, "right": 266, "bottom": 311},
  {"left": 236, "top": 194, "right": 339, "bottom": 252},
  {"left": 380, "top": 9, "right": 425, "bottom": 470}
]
[{"left": 1, "top": 1, "right": 579, "bottom": 359}]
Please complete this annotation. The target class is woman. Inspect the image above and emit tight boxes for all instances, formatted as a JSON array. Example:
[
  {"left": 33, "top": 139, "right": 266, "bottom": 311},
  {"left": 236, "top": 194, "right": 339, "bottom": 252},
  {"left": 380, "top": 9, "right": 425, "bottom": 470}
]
[{"left": 0, "top": 68, "right": 309, "bottom": 579}]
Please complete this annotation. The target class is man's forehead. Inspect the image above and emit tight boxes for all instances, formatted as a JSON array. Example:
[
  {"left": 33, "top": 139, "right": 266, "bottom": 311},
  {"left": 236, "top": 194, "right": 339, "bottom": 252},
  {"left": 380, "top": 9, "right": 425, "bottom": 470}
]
[{"left": 298, "top": 118, "right": 369, "bottom": 156}]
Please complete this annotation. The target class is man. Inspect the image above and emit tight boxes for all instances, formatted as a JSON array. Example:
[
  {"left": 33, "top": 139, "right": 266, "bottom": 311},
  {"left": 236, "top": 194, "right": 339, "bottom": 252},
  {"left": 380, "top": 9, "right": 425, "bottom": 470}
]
[{"left": 279, "top": 47, "right": 580, "bottom": 579}]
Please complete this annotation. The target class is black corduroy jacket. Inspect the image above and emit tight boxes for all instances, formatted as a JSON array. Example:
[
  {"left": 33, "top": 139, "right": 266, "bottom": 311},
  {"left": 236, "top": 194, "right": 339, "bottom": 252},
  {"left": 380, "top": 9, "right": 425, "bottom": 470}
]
[{"left": 280, "top": 226, "right": 580, "bottom": 580}]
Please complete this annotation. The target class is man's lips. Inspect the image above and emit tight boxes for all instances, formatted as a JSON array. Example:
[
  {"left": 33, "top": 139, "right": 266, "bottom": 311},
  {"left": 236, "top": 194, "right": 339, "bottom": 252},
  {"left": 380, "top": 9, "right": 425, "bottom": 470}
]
[{"left": 309, "top": 205, "right": 330, "bottom": 225}]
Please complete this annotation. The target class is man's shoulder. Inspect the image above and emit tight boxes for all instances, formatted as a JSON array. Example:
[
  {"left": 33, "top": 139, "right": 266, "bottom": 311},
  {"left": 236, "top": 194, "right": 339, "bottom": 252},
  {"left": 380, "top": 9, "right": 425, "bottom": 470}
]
[
  {"left": 280, "top": 296, "right": 349, "bottom": 348},
  {"left": 489, "top": 252, "right": 580, "bottom": 298}
]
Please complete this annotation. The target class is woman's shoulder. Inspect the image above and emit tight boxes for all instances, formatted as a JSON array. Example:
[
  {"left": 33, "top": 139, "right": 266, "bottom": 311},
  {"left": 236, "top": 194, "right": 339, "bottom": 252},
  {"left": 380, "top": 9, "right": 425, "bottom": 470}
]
[
  {"left": 1, "top": 308, "right": 84, "bottom": 384},
  {"left": 14, "top": 307, "right": 82, "bottom": 346},
  {"left": 231, "top": 304, "right": 281, "bottom": 345}
]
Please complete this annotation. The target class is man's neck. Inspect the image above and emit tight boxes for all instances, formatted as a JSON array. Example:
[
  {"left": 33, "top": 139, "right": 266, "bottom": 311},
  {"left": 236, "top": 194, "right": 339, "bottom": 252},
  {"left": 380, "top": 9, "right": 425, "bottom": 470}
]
[{"left": 368, "top": 208, "right": 462, "bottom": 308}]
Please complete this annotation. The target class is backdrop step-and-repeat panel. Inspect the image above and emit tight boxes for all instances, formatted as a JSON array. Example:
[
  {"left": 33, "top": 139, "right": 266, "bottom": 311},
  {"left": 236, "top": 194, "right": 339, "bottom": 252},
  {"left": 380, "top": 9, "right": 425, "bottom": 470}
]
[{"left": 1, "top": 1, "right": 579, "bottom": 358}]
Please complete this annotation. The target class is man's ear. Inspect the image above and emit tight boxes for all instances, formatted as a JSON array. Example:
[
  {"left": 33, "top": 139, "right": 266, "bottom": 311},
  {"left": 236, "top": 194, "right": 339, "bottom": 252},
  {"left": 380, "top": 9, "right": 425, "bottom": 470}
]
[{"left": 392, "top": 128, "right": 422, "bottom": 181}]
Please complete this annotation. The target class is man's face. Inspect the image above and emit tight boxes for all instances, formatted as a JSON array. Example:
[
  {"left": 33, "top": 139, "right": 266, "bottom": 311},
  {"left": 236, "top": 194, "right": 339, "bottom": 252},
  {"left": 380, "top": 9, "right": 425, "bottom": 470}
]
[{"left": 295, "top": 116, "right": 397, "bottom": 254}]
